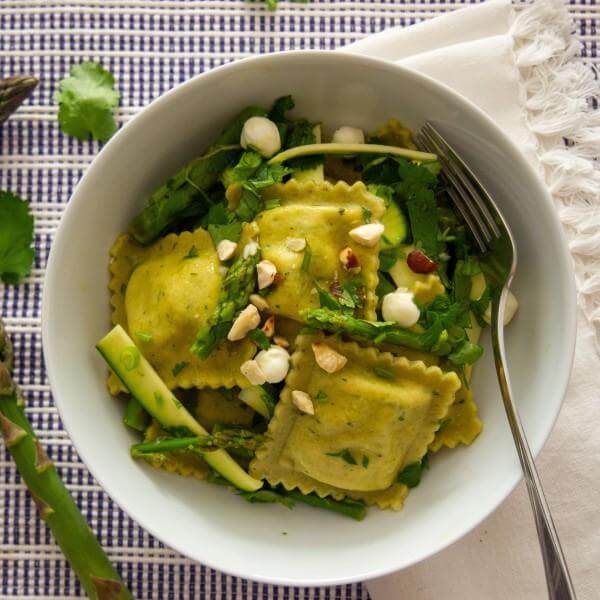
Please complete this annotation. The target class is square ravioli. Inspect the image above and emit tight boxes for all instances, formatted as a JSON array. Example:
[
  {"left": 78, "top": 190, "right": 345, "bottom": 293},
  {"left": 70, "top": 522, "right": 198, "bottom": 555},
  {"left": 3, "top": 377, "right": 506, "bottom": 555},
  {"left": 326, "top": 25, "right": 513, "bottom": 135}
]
[
  {"left": 251, "top": 333, "right": 461, "bottom": 509},
  {"left": 257, "top": 180, "right": 386, "bottom": 322},
  {"left": 108, "top": 229, "right": 255, "bottom": 391}
]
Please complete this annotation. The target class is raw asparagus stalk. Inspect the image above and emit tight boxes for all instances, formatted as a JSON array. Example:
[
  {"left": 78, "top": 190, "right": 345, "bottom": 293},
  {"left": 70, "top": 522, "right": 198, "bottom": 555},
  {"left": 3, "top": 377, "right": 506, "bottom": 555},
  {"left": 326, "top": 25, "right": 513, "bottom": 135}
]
[
  {"left": 0, "top": 76, "right": 38, "bottom": 124},
  {"left": 302, "top": 307, "right": 442, "bottom": 353},
  {"left": 191, "top": 250, "right": 261, "bottom": 359},
  {"left": 130, "top": 106, "right": 267, "bottom": 244},
  {"left": 0, "top": 318, "right": 132, "bottom": 600}
]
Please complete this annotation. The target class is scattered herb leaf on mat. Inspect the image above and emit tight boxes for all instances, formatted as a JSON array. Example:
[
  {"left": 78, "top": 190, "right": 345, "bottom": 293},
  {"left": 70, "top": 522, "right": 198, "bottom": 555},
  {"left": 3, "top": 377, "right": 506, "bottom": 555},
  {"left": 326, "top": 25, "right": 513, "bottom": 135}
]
[
  {"left": 55, "top": 61, "right": 120, "bottom": 142},
  {"left": 0, "top": 191, "right": 34, "bottom": 285}
]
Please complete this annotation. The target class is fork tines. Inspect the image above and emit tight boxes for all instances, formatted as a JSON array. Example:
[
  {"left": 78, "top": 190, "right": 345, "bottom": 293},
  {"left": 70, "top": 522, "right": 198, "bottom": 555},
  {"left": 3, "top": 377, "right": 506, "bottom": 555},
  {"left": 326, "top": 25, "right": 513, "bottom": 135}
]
[{"left": 417, "top": 122, "right": 501, "bottom": 254}]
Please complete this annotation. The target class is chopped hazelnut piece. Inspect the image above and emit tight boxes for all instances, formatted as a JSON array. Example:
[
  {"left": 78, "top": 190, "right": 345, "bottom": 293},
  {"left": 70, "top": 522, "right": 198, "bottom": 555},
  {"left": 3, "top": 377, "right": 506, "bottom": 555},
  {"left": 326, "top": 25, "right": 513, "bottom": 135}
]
[
  {"left": 312, "top": 342, "right": 348, "bottom": 374},
  {"left": 291, "top": 390, "right": 314, "bottom": 415}
]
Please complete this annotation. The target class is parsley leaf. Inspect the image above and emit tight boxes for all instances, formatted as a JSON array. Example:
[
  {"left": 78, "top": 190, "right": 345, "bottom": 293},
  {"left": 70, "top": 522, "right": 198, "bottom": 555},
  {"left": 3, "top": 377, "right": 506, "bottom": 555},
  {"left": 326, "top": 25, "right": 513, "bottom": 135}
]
[
  {"left": 248, "top": 328, "right": 270, "bottom": 350},
  {"left": 55, "top": 61, "right": 120, "bottom": 142},
  {"left": 0, "top": 191, "right": 35, "bottom": 285},
  {"left": 268, "top": 95, "right": 294, "bottom": 122},
  {"left": 208, "top": 222, "right": 242, "bottom": 246},
  {"left": 395, "top": 158, "right": 439, "bottom": 259}
]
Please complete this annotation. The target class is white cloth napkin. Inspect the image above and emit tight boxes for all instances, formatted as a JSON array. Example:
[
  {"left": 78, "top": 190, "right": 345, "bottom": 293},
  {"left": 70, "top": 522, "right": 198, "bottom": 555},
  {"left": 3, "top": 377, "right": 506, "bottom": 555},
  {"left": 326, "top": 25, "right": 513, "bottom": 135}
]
[{"left": 344, "top": 1, "right": 600, "bottom": 598}]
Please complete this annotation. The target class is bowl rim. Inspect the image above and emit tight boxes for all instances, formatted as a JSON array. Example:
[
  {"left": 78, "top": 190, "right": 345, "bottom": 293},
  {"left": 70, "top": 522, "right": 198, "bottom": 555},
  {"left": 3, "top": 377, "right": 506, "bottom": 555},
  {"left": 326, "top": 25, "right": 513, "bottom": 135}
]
[{"left": 42, "top": 49, "right": 577, "bottom": 586}]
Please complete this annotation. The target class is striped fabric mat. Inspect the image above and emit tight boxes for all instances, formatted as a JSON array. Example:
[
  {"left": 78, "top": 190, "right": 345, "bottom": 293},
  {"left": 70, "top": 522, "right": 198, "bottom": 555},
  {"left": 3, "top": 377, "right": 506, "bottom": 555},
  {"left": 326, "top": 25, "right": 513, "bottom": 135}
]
[{"left": 0, "top": 1, "right": 596, "bottom": 598}]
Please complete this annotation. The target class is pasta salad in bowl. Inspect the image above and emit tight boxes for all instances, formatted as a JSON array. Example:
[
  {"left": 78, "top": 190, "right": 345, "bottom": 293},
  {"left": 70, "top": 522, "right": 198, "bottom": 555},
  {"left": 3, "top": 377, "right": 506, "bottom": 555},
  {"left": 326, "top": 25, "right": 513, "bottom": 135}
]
[
  {"left": 43, "top": 51, "right": 575, "bottom": 584},
  {"left": 96, "top": 96, "right": 518, "bottom": 519}
]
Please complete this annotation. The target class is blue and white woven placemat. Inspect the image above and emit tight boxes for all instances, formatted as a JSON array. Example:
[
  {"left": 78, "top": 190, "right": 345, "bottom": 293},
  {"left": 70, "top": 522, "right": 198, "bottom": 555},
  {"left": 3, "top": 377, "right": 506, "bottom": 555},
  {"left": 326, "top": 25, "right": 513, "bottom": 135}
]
[{"left": 0, "top": 1, "right": 596, "bottom": 598}]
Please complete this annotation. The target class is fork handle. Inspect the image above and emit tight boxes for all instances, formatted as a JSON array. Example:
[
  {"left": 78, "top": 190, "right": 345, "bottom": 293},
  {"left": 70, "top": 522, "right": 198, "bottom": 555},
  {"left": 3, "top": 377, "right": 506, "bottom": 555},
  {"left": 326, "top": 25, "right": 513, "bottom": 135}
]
[{"left": 490, "top": 290, "right": 577, "bottom": 600}]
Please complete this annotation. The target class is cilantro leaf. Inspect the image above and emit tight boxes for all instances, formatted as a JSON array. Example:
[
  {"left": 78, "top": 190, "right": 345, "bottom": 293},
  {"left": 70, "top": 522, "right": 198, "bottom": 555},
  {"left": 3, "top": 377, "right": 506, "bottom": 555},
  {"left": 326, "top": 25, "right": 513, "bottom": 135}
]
[
  {"left": 268, "top": 95, "right": 294, "bottom": 122},
  {"left": 0, "top": 191, "right": 35, "bottom": 285},
  {"left": 208, "top": 222, "right": 242, "bottom": 246},
  {"left": 395, "top": 158, "right": 439, "bottom": 259},
  {"left": 230, "top": 151, "right": 263, "bottom": 181},
  {"left": 248, "top": 328, "right": 270, "bottom": 350},
  {"left": 448, "top": 340, "right": 484, "bottom": 365},
  {"left": 55, "top": 61, "right": 120, "bottom": 142}
]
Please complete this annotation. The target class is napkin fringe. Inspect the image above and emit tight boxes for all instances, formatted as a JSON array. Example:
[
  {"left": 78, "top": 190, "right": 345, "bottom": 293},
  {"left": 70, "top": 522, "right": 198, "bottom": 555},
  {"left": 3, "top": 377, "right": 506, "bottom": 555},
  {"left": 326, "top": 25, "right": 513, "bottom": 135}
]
[{"left": 512, "top": 0, "right": 600, "bottom": 351}]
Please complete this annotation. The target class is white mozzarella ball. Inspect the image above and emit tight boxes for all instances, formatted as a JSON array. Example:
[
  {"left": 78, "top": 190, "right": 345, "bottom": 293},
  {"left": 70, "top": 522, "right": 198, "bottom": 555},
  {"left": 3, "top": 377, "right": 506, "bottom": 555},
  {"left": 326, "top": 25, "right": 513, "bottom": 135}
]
[
  {"left": 382, "top": 290, "right": 420, "bottom": 327},
  {"left": 240, "top": 117, "right": 281, "bottom": 158},
  {"left": 254, "top": 345, "right": 291, "bottom": 383},
  {"left": 332, "top": 126, "right": 365, "bottom": 145}
]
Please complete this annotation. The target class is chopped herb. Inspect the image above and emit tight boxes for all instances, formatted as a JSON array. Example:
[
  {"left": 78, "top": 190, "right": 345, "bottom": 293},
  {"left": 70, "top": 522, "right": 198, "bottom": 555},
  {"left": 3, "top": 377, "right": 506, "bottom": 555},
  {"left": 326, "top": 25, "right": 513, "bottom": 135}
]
[
  {"left": 0, "top": 191, "right": 35, "bottom": 285},
  {"left": 172, "top": 361, "right": 189, "bottom": 377},
  {"left": 373, "top": 367, "right": 394, "bottom": 380},
  {"left": 316, "top": 285, "right": 342, "bottom": 311},
  {"left": 395, "top": 158, "right": 439, "bottom": 259},
  {"left": 397, "top": 454, "right": 429, "bottom": 488},
  {"left": 135, "top": 332, "right": 152, "bottom": 343},
  {"left": 208, "top": 222, "right": 242, "bottom": 247},
  {"left": 362, "top": 455, "right": 370, "bottom": 468},
  {"left": 183, "top": 245, "right": 199, "bottom": 260},
  {"left": 471, "top": 284, "right": 493, "bottom": 326},
  {"left": 153, "top": 391, "right": 164, "bottom": 407},
  {"left": 315, "top": 389, "right": 328, "bottom": 404},
  {"left": 301, "top": 242, "right": 312, "bottom": 272},
  {"left": 248, "top": 328, "right": 270, "bottom": 350},
  {"left": 326, "top": 448, "right": 357, "bottom": 465},
  {"left": 362, "top": 207, "right": 372, "bottom": 223},
  {"left": 264, "top": 198, "right": 281, "bottom": 210}
]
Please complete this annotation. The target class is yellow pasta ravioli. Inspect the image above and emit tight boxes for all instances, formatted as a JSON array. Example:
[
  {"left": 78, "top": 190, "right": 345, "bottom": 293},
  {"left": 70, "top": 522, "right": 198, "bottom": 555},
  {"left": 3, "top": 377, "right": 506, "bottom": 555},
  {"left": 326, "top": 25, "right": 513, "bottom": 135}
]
[
  {"left": 258, "top": 181, "right": 385, "bottom": 322},
  {"left": 108, "top": 229, "right": 255, "bottom": 391},
  {"left": 251, "top": 333, "right": 461, "bottom": 510}
]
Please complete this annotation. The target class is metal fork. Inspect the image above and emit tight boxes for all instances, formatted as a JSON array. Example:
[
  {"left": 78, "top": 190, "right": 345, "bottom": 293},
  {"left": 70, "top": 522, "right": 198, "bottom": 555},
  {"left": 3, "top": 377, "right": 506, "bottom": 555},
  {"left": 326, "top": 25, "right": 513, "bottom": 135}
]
[{"left": 417, "top": 123, "right": 576, "bottom": 600}]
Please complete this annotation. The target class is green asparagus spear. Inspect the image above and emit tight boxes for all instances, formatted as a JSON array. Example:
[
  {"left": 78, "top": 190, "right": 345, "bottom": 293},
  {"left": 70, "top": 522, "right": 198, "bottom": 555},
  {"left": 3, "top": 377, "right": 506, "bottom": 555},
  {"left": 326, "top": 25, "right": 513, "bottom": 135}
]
[
  {"left": 0, "top": 318, "right": 132, "bottom": 600},
  {"left": 130, "top": 106, "right": 267, "bottom": 245},
  {"left": 0, "top": 76, "right": 38, "bottom": 124},
  {"left": 287, "top": 490, "right": 366, "bottom": 521},
  {"left": 130, "top": 429, "right": 264, "bottom": 458},
  {"left": 207, "top": 469, "right": 368, "bottom": 521},
  {"left": 191, "top": 249, "right": 261, "bottom": 359},
  {"left": 302, "top": 307, "right": 442, "bottom": 353},
  {"left": 131, "top": 436, "right": 213, "bottom": 457}
]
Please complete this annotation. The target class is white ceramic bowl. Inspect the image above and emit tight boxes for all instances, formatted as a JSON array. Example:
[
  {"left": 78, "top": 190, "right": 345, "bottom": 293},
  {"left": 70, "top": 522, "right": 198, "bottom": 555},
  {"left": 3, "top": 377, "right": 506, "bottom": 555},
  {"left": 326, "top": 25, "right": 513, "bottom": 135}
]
[{"left": 43, "top": 51, "right": 576, "bottom": 586}]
